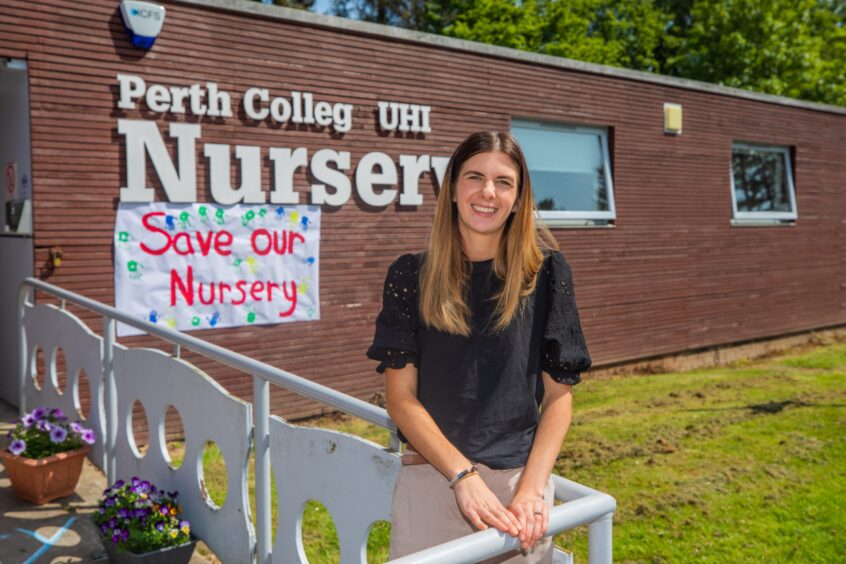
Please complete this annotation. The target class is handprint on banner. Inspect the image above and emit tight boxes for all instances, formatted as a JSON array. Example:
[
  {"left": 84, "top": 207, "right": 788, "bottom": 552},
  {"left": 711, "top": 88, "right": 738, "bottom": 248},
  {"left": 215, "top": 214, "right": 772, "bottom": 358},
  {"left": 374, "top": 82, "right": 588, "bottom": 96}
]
[
  {"left": 178, "top": 211, "right": 192, "bottom": 229},
  {"left": 198, "top": 206, "right": 212, "bottom": 225},
  {"left": 127, "top": 260, "right": 145, "bottom": 280}
]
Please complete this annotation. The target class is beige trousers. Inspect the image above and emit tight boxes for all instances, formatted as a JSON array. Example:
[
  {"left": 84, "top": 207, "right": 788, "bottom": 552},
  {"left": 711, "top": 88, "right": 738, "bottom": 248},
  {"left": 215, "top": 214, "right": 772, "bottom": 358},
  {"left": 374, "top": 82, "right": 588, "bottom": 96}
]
[{"left": 389, "top": 462, "right": 555, "bottom": 563}]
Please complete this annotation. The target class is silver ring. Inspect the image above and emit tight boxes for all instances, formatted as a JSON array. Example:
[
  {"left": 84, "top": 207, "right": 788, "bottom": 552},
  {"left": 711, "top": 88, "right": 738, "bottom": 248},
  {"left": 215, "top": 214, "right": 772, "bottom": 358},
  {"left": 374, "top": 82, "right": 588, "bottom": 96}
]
[{"left": 533, "top": 511, "right": 543, "bottom": 516}]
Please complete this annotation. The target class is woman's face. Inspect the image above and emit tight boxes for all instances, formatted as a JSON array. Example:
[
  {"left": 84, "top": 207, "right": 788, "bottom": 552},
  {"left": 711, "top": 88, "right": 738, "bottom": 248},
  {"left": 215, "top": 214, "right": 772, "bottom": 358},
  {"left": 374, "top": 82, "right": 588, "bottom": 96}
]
[{"left": 453, "top": 150, "right": 520, "bottom": 244}]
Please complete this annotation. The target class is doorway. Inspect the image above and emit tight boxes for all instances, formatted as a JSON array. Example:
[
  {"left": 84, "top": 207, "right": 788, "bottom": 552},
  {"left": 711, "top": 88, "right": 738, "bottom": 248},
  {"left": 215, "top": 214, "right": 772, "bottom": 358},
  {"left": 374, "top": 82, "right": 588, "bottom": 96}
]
[{"left": 0, "top": 58, "right": 34, "bottom": 406}]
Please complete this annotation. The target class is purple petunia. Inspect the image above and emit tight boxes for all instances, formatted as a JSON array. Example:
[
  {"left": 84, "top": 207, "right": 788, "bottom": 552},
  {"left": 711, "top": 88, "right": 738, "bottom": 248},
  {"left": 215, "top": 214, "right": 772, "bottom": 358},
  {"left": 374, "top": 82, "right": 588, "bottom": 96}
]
[
  {"left": 50, "top": 407, "right": 66, "bottom": 420},
  {"left": 36, "top": 419, "right": 52, "bottom": 432},
  {"left": 9, "top": 439, "right": 26, "bottom": 456},
  {"left": 81, "top": 429, "right": 96, "bottom": 445},
  {"left": 32, "top": 407, "right": 47, "bottom": 421},
  {"left": 49, "top": 426, "right": 68, "bottom": 443},
  {"left": 22, "top": 413, "right": 35, "bottom": 428},
  {"left": 71, "top": 421, "right": 84, "bottom": 434}
]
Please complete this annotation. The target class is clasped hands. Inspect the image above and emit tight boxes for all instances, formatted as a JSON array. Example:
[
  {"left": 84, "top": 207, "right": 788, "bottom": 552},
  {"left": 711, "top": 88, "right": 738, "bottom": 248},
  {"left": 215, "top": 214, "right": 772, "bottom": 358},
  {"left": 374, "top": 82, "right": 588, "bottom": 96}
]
[{"left": 452, "top": 473, "right": 549, "bottom": 551}]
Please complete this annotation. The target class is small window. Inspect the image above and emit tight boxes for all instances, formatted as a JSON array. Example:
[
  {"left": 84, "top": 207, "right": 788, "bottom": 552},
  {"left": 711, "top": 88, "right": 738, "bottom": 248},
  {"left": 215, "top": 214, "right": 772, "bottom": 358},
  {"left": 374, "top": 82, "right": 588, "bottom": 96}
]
[
  {"left": 511, "top": 119, "right": 615, "bottom": 226},
  {"left": 731, "top": 142, "right": 797, "bottom": 222}
]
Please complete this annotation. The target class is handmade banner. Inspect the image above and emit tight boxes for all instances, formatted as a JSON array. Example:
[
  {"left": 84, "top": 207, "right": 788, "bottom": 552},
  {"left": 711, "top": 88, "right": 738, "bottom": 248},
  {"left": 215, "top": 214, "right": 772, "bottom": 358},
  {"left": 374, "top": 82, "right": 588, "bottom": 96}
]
[{"left": 114, "top": 202, "right": 320, "bottom": 336}]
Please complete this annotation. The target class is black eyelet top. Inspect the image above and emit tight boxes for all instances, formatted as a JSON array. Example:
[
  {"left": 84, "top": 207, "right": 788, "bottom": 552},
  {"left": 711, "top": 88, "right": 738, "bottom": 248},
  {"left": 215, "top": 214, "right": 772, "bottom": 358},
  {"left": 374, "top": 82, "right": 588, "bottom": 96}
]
[{"left": 367, "top": 250, "right": 592, "bottom": 469}]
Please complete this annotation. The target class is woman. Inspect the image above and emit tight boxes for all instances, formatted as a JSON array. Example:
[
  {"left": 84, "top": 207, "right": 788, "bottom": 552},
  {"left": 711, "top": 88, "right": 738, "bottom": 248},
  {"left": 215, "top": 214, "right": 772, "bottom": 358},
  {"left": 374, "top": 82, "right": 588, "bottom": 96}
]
[{"left": 367, "top": 131, "right": 591, "bottom": 562}]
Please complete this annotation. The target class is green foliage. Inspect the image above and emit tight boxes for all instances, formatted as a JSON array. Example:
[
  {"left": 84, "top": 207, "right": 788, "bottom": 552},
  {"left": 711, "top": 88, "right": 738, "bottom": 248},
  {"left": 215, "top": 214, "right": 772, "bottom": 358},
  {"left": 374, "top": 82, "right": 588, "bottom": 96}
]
[
  {"left": 664, "top": 0, "right": 846, "bottom": 105},
  {"left": 259, "top": 0, "right": 316, "bottom": 9},
  {"left": 93, "top": 478, "right": 192, "bottom": 555},
  {"left": 443, "top": 0, "right": 545, "bottom": 51},
  {"left": 539, "top": 0, "right": 668, "bottom": 71},
  {"left": 324, "top": 0, "right": 846, "bottom": 106}
]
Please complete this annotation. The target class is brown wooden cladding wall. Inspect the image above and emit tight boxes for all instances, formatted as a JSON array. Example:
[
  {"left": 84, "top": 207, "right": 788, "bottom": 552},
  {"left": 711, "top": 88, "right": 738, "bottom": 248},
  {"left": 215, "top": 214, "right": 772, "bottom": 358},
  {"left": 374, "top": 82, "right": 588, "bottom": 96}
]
[{"left": 2, "top": 0, "right": 845, "bottom": 420}]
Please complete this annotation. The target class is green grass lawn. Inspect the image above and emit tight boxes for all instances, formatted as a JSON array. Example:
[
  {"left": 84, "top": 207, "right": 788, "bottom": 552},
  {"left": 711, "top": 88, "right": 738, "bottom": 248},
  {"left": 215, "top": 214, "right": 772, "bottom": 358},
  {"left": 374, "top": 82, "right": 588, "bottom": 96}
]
[{"left": 186, "top": 337, "right": 846, "bottom": 563}]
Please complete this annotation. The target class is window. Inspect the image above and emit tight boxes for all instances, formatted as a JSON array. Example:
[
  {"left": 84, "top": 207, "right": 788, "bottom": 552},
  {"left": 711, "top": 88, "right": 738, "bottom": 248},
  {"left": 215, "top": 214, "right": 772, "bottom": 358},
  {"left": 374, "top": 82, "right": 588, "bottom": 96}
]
[
  {"left": 511, "top": 119, "right": 615, "bottom": 225},
  {"left": 731, "top": 142, "right": 797, "bottom": 222}
]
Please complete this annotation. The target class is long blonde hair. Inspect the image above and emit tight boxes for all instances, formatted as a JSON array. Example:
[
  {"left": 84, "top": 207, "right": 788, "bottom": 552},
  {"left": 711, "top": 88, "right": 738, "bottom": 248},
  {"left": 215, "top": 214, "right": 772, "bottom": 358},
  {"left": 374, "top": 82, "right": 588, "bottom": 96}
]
[{"left": 419, "top": 131, "right": 558, "bottom": 336}]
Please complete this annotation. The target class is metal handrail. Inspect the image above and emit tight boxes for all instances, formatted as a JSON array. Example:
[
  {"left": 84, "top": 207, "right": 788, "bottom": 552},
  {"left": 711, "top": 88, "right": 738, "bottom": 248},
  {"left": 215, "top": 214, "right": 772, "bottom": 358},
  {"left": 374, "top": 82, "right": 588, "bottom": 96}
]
[
  {"left": 388, "top": 477, "right": 615, "bottom": 563},
  {"left": 18, "top": 277, "right": 615, "bottom": 563},
  {"left": 18, "top": 277, "right": 394, "bottom": 431}
]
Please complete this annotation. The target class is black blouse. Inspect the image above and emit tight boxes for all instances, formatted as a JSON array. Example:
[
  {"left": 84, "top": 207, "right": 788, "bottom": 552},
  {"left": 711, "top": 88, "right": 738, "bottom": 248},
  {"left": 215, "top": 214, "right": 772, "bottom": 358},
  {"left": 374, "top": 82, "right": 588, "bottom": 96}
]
[{"left": 367, "top": 251, "right": 591, "bottom": 469}]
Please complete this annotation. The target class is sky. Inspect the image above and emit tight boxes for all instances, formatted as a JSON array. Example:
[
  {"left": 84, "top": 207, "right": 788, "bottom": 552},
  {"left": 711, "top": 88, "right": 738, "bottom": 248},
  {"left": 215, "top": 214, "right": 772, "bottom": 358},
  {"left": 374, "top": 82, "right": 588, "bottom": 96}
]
[{"left": 312, "top": 0, "right": 332, "bottom": 14}]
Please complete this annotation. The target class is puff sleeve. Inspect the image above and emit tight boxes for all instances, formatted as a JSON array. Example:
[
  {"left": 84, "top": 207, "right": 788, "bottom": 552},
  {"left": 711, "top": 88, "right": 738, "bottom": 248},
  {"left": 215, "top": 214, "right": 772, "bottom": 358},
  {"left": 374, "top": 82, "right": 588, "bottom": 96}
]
[
  {"left": 366, "top": 254, "right": 420, "bottom": 374},
  {"left": 542, "top": 251, "right": 592, "bottom": 385}
]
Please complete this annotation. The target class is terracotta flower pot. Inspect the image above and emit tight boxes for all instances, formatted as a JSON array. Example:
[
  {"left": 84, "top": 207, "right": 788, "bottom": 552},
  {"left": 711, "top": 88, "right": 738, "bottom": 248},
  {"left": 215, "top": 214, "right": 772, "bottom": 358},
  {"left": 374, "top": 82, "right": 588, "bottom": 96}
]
[
  {"left": 101, "top": 538, "right": 197, "bottom": 564},
  {"left": 0, "top": 445, "right": 91, "bottom": 505}
]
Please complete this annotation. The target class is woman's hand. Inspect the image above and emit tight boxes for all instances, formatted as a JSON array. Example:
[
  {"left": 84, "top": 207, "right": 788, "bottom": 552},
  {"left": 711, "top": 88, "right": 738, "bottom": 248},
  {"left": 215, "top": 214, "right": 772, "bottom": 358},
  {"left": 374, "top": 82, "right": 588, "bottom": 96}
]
[
  {"left": 453, "top": 474, "right": 522, "bottom": 537},
  {"left": 508, "top": 489, "right": 548, "bottom": 551}
]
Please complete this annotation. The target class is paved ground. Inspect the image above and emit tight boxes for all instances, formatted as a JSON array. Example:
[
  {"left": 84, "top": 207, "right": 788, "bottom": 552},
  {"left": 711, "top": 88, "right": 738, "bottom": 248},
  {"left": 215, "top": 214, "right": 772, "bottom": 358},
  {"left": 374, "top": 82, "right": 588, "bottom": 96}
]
[{"left": 0, "top": 400, "right": 211, "bottom": 564}]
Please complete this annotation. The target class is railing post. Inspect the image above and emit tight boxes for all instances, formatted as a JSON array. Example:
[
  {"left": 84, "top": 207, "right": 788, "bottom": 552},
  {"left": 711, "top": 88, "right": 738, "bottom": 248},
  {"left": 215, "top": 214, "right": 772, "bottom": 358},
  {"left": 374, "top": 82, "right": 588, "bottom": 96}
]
[
  {"left": 253, "top": 375, "right": 271, "bottom": 564},
  {"left": 389, "top": 430, "right": 401, "bottom": 452},
  {"left": 18, "top": 284, "right": 32, "bottom": 417},
  {"left": 587, "top": 512, "right": 614, "bottom": 564},
  {"left": 103, "top": 316, "right": 117, "bottom": 485}
]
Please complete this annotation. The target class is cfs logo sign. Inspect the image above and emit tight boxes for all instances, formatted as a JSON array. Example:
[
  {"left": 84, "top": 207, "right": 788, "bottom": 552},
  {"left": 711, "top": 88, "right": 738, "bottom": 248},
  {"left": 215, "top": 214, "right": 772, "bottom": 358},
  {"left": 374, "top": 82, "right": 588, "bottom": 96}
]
[
  {"left": 120, "top": 1, "right": 166, "bottom": 49},
  {"left": 131, "top": 7, "right": 162, "bottom": 20}
]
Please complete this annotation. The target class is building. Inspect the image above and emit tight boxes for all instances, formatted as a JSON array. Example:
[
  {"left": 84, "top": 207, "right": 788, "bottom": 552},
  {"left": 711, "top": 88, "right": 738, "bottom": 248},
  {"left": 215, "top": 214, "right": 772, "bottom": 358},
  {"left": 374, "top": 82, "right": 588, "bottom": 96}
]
[{"left": 1, "top": 0, "right": 844, "bottom": 418}]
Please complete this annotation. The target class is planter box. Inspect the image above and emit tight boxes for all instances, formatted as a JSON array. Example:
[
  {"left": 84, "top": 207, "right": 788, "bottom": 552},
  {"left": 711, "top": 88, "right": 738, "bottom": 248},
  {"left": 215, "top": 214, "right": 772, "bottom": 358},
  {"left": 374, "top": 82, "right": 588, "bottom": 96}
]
[
  {"left": 0, "top": 445, "right": 91, "bottom": 505},
  {"left": 102, "top": 538, "right": 197, "bottom": 564}
]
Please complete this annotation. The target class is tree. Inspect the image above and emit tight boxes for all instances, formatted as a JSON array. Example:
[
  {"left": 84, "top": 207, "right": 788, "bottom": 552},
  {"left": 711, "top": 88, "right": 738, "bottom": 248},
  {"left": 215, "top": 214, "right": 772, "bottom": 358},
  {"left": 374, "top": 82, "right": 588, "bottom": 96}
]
[
  {"left": 330, "top": 0, "right": 431, "bottom": 30},
  {"left": 661, "top": 0, "right": 844, "bottom": 105},
  {"left": 261, "top": 0, "right": 316, "bottom": 9},
  {"left": 323, "top": 0, "right": 846, "bottom": 107},
  {"left": 539, "top": 0, "right": 668, "bottom": 72}
]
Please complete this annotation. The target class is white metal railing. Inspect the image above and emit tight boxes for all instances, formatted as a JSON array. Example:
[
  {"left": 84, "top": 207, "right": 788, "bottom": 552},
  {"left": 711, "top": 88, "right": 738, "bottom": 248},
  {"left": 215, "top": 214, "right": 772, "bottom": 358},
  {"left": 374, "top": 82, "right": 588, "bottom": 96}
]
[{"left": 18, "top": 277, "right": 616, "bottom": 563}]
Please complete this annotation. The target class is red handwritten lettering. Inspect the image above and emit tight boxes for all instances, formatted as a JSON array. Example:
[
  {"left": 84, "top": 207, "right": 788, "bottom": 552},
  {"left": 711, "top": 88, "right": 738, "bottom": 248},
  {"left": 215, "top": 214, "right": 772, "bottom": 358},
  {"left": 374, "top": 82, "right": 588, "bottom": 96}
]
[
  {"left": 233, "top": 281, "right": 247, "bottom": 305},
  {"left": 170, "top": 266, "right": 194, "bottom": 306},
  {"left": 140, "top": 212, "right": 170, "bottom": 255},
  {"left": 140, "top": 213, "right": 234, "bottom": 257},
  {"left": 279, "top": 281, "right": 297, "bottom": 317},
  {"left": 166, "top": 267, "right": 298, "bottom": 315},
  {"left": 216, "top": 231, "right": 233, "bottom": 256}
]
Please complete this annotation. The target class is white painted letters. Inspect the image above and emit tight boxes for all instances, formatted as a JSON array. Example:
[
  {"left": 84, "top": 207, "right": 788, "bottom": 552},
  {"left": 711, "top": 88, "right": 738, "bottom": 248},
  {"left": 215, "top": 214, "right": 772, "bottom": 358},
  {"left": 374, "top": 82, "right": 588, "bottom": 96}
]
[
  {"left": 311, "top": 149, "right": 351, "bottom": 206},
  {"left": 118, "top": 119, "right": 200, "bottom": 203}
]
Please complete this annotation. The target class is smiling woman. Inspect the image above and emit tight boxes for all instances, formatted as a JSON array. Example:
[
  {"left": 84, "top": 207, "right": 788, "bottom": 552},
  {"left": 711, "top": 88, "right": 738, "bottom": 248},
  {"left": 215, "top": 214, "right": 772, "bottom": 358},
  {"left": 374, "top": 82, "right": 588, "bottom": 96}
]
[
  {"left": 453, "top": 151, "right": 520, "bottom": 251},
  {"left": 368, "top": 131, "right": 592, "bottom": 562}
]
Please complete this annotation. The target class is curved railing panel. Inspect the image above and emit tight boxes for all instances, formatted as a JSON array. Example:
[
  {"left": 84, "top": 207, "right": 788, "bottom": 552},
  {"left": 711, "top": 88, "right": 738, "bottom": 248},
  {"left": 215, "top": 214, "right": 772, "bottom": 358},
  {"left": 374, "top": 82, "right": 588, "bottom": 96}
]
[
  {"left": 269, "top": 417, "right": 401, "bottom": 564},
  {"left": 112, "top": 346, "right": 255, "bottom": 563},
  {"left": 21, "top": 303, "right": 107, "bottom": 471},
  {"left": 19, "top": 278, "right": 615, "bottom": 563}
]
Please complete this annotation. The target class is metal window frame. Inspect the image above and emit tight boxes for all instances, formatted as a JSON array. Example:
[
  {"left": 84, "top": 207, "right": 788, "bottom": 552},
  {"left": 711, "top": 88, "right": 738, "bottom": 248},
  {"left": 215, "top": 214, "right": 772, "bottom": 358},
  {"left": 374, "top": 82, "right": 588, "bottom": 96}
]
[
  {"left": 511, "top": 118, "right": 617, "bottom": 225},
  {"left": 730, "top": 141, "right": 798, "bottom": 222}
]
